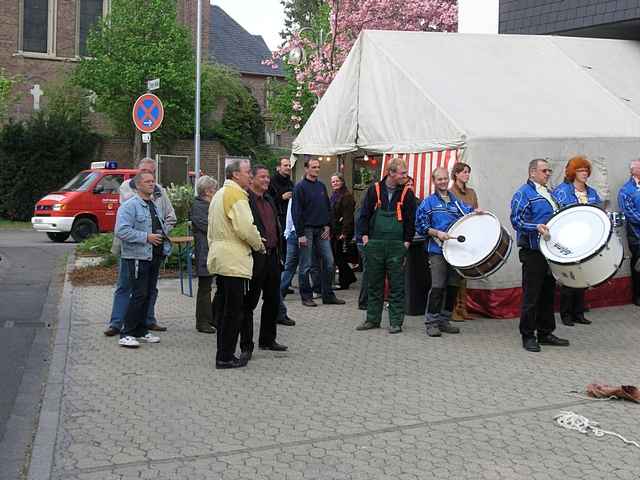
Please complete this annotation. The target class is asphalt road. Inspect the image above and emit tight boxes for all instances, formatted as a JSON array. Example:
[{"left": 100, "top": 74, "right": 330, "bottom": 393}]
[{"left": 0, "top": 229, "right": 74, "bottom": 480}]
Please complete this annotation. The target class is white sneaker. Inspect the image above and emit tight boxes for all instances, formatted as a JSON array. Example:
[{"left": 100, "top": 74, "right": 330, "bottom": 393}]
[
  {"left": 137, "top": 333, "right": 160, "bottom": 343},
  {"left": 119, "top": 336, "right": 140, "bottom": 348}
]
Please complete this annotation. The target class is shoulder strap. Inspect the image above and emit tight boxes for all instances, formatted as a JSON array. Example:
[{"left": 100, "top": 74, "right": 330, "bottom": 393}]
[
  {"left": 395, "top": 185, "right": 410, "bottom": 222},
  {"left": 374, "top": 182, "right": 382, "bottom": 210}
]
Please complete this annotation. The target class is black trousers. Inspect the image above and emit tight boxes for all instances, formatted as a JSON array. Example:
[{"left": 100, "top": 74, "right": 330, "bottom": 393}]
[
  {"left": 196, "top": 276, "right": 219, "bottom": 329},
  {"left": 559, "top": 286, "right": 585, "bottom": 319},
  {"left": 240, "top": 251, "right": 281, "bottom": 352},
  {"left": 629, "top": 242, "right": 640, "bottom": 301},
  {"left": 121, "top": 256, "right": 162, "bottom": 338},
  {"left": 519, "top": 248, "right": 556, "bottom": 339},
  {"left": 332, "top": 237, "right": 357, "bottom": 288},
  {"left": 215, "top": 275, "right": 247, "bottom": 362}
]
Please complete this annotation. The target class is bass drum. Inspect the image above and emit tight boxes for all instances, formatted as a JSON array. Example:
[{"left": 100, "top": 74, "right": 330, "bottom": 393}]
[
  {"left": 443, "top": 212, "right": 512, "bottom": 279},
  {"left": 540, "top": 204, "right": 623, "bottom": 288}
]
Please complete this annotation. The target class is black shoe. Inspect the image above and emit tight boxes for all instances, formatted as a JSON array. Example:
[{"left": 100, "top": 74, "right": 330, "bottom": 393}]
[
  {"left": 523, "top": 337, "right": 541, "bottom": 352},
  {"left": 285, "top": 288, "right": 295, "bottom": 295},
  {"left": 323, "top": 296, "right": 346, "bottom": 305},
  {"left": 197, "top": 325, "right": 217, "bottom": 334},
  {"left": 238, "top": 350, "right": 252, "bottom": 366},
  {"left": 302, "top": 299, "right": 317, "bottom": 307},
  {"left": 277, "top": 316, "right": 296, "bottom": 326},
  {"left": 538, "top": 334, "right": 570, "bottom": 346},
  {"left": 439, "top": 323, "right": 460, "bottom": 334},
  {"left": 148, "top": 324, "right": 168, "bottom": 332},
  {"left": 561, "top": 316, "right": 575, "bottom": 326},
  {"left": 215, "top": 357, "right": 245, "bottom": 369},
  {"left": 358, "top": 304, "right": 367, "bottom": 311},
  {"left": 634, "top": 297, "right": 640, "bottom": 306},
  {"left": 259, "top": 341, "right": 288, "bottom": 351},
  {"left": 103, "top": 327, "right": 119, "bottom": 337},
  {"left": 356, "top": 321, "right": 379, "bottom": 331},
  {"left": 573, "top": 315, "right": 591, "bottom": 325}
]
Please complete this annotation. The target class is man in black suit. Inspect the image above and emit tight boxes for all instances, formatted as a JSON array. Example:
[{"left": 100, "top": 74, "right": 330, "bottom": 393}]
[{"left": 239, "top": 164, "right": 288, "bottom": 366}]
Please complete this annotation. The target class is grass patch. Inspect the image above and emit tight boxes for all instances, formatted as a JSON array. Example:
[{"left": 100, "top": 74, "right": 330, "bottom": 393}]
[{"left": 0, "top": 218, "right": 32, "bottom": 229}]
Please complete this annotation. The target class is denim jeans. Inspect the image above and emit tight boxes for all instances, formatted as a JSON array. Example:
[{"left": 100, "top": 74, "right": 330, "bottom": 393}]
[
  {"left": 121, "top": 256, "right": 162, "bottom": 338},
  {"left": 280, "top": 233, "right": 321, "bottom": 295},
  {"left": 299, "top": 227, "right": 335, "bottom": 301},
  {"left": 109, "top": 257, "right": 158, "bottom": 331}
]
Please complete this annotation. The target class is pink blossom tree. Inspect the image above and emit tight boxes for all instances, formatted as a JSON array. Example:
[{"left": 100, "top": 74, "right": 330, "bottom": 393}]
[{"left": 266, "top": 0, "right": 457, "bottom": 130}]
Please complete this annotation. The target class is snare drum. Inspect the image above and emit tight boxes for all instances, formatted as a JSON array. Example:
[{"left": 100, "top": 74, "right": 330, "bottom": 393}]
[
  {"left": 540, "top": 205, "right": 623, "bottom": 288},
  {"left": 442, "top": 212, "right": 513, "bottom": 279}
]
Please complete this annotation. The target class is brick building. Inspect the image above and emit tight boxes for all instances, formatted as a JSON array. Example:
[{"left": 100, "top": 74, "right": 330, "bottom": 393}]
[
  {"left": 0, "top": 1, "right": 290, "bottom": 178},
  {"left": 209, "top": 5, "right": 293, "bottom": 150},
  {"left": 500, "top": 0, "right": 640, "bottom": 39}
]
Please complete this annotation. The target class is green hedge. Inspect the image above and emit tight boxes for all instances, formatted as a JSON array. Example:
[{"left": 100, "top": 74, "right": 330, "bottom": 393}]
[
  {"left": 0, "top": 113, "right": 99, "bottom": 221},
  {"left": 77, "top": 222, "right": 192, "bottom": 269}
]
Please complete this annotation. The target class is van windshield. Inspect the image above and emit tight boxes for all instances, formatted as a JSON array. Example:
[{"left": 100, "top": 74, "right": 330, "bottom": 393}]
[{"left": 59, "top": 172, "right": 99, "bottom": 192}]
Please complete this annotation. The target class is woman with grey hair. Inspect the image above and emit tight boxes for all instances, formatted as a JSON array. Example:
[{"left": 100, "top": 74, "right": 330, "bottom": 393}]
[{"left": 190, "top": 175, "right": 219, "bottom": 333}]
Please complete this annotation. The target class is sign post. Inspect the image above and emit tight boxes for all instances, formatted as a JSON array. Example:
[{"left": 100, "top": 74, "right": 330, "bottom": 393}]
[{"left": 132, "top": 92, "right": 164, "bottom": 159}]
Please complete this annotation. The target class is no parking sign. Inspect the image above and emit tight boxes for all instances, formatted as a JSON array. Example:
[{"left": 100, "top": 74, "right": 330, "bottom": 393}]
[{"left": 132, "top": 93, "right": 164, "bottom": 133}]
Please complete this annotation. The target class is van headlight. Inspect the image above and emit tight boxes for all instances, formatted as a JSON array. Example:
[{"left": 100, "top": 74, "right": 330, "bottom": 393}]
[{"left": 52, "top": 203, "right": 65, "bottom": 211}]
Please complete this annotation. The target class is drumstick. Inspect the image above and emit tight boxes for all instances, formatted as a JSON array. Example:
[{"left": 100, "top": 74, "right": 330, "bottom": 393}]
[{"left": 444, "top": 235, "right": 466, "bottom": 242}]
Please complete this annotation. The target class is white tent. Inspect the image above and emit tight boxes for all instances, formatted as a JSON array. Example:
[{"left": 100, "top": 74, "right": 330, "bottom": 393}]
[{"left": 293, "top": 30, "right": 640, "bottom": 317}]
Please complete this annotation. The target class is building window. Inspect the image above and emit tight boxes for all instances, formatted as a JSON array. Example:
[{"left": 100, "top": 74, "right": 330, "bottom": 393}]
[
  {"left": 22, "top": 0, "right": 55, "bottom": 54},
  {"left": 265, "top": 128, "right": 277, "bottom": 146},
  {"left": 78, "top": 0, "right": 106, "bottom": 57}
]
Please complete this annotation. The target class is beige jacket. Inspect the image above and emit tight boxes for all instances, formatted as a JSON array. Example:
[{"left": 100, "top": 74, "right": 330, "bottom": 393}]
[{"left": 207, "top": 179, "right": 264, "bottom": 278}]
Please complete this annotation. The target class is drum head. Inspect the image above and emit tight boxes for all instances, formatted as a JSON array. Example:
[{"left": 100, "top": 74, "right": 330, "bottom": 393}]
[
  {"left": 540, "top": 205, "right": 611, "bottom": 264},
  {"left": 443, "top": 213, "right": 501, "bottom": 268}
]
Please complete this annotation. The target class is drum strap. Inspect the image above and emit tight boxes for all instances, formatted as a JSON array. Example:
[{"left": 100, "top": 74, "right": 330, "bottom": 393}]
[{"left": 374, "top": 182, "right": 409, "bottom": 222}]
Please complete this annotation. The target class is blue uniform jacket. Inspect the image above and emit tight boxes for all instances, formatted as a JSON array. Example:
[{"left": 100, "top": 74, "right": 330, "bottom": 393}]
[
  {"left": 415, "top": 191, "right": 473, "bottom": 255},
  {"left": 510, "top": 180, "right": 555, "bottom": 251},
  {"left": 618, "top": 177, "right": 640, "bottom": 244},
  {"left": 552, "top": 181, "right": 602, "bottom": 208}
]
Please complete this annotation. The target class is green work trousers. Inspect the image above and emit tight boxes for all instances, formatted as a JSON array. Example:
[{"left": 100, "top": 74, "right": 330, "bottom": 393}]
[{"left": 365, "top": 209, "right": 406, "bottom": 327}]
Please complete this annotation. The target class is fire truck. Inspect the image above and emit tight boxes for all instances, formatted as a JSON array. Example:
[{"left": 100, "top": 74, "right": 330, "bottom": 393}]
[{"left": 31, "top": 162, "right": 138, "bottom": 242}]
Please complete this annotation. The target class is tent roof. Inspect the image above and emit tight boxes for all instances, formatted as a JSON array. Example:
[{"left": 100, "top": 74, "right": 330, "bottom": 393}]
[{"left": 293, "top": 31, "right": 640, "bottom": 155}]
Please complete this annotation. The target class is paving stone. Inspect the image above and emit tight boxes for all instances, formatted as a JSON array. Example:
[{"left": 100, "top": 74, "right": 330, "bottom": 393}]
[{"left": 46, "top": 278, "right": 640, "bottom": 479}]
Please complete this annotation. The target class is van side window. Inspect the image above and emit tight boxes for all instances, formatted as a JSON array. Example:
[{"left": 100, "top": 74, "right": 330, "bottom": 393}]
[{"left": 95, "top": 174, "right": 124, "bottom": 194}]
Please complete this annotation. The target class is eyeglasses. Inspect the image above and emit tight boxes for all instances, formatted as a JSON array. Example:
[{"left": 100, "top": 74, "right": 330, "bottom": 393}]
[{"left": 540, "top": 168, "right": 553, "bottom": 174}]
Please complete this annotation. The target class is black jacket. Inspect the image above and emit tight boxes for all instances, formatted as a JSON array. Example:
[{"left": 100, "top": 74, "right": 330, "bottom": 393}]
[
  {"left": 189, "top": 196, "right": 211, "bottom": 277},
  {"left": 357, "top": 178, "right": 417, "bottom": 243},
  {"left": 248, "top": 191, "right": 283, "bottom": 269},
  {"left": 331, "top": 190, "right": 356, "bottom": 241},
  {"left": 268, "top": 171, "right": 294, "bottom": 220}
]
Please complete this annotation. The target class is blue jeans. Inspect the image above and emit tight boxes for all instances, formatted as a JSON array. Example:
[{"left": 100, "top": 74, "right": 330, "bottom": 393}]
[
  {"left": 121, "top": 256, "right": 162, "bottom": 338},
  {"left": 280, "top": 233, "right": 321, "bottom": 295},
  {"left": 299, "top": 227, "right": 335, "bottom": 301},
  {"left": 109, "top": 257, "right": 158, "bottom": 331}
]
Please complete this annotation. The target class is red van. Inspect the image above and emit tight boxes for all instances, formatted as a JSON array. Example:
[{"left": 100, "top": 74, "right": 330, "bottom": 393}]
[{"left": 31, "top": 162, "right": 138, "bottom": 242}]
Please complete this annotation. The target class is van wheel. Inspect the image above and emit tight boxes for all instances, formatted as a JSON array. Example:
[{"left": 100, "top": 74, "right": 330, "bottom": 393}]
[
  {"left": 46, "top": 232, "right": 70, "bottom": 243},
  {"left": 71, "top": 218, "right": 98, "bottom": 242}
]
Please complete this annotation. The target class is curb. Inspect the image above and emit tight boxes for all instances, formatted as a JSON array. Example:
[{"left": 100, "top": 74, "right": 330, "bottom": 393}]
[{"left": 26, "top": 254, "right": 75, "bottom": 480}]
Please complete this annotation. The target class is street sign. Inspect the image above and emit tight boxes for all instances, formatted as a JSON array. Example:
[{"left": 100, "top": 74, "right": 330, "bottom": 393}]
[
  {"left": 132, "top": 93, "right": 164, "bottom": 133},
  {"left": 147, "top": 78, "right": 160, "bottom": 91},
  {"left": 142, "top": 133, "right": 151, "bottom": 143}
]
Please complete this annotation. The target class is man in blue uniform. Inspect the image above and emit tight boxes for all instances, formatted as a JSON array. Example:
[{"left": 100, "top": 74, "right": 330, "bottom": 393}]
[
  {"left": 416, "top": 167, "right": 475, "bottom": 337},
  {"left": 511, "top": 158, "right": 569, "bottom": 352},
  {"left": 618, "top": 159, "right": 640, "bottom": 306}
]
